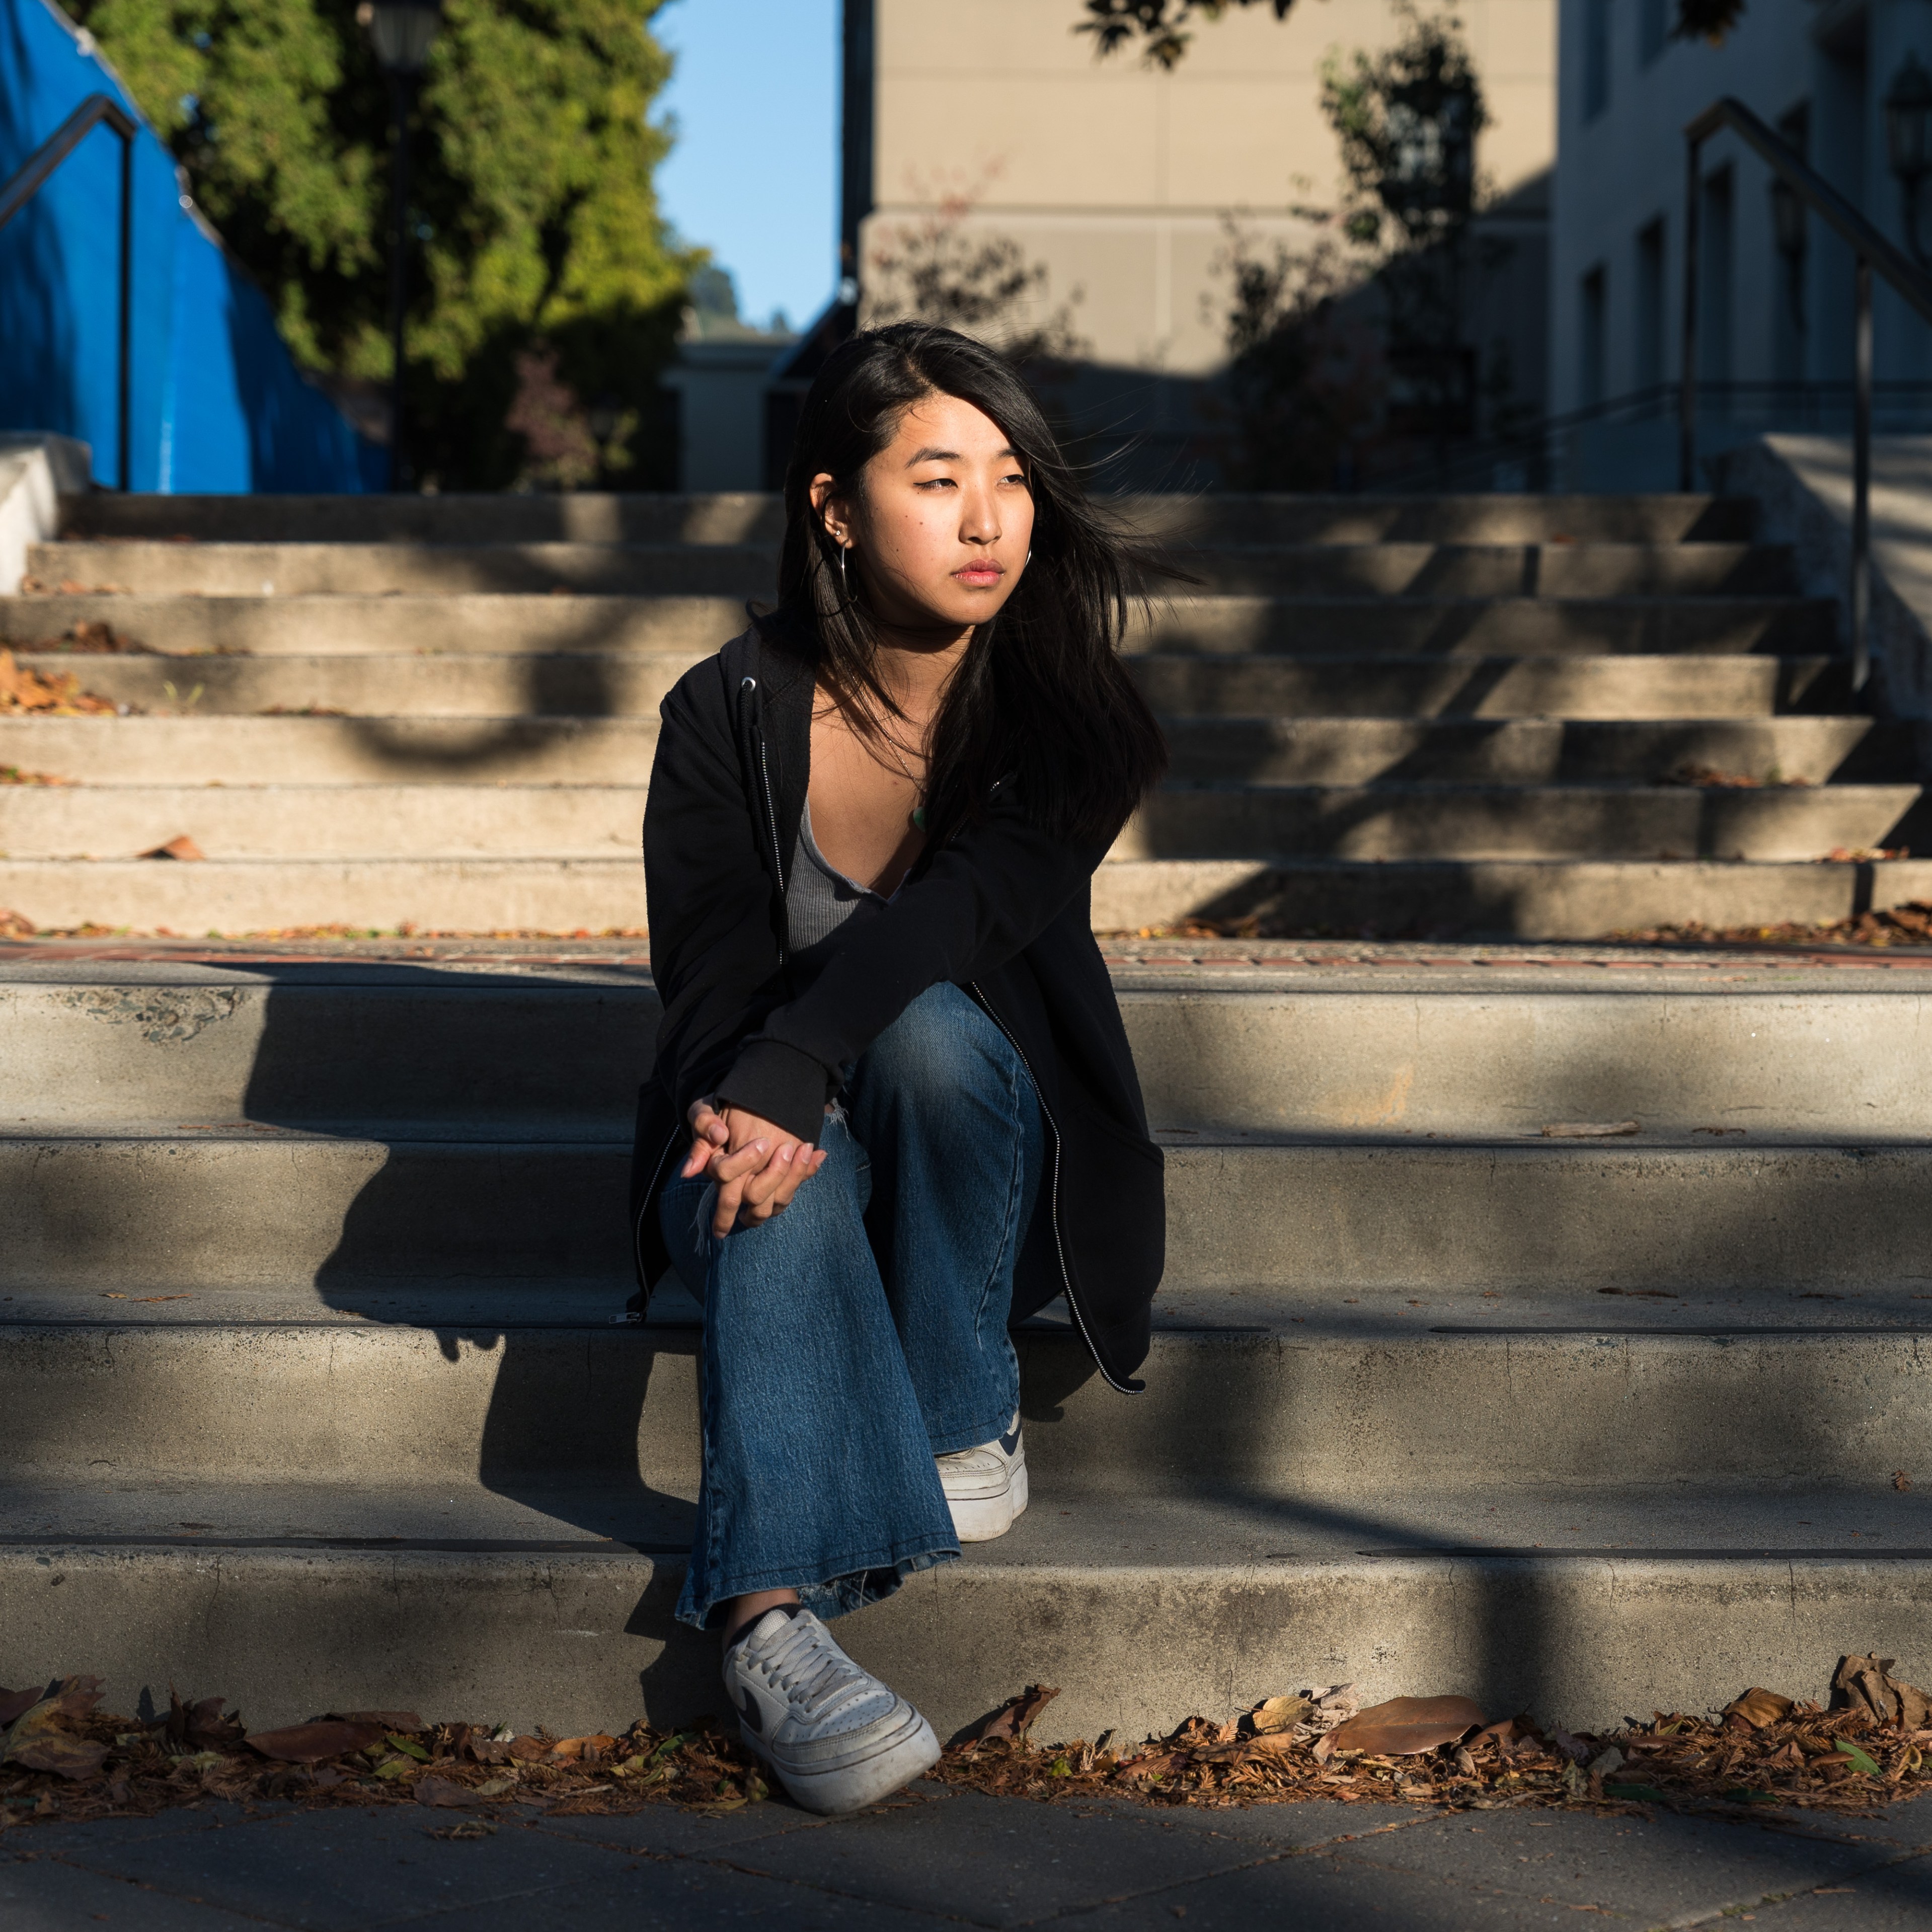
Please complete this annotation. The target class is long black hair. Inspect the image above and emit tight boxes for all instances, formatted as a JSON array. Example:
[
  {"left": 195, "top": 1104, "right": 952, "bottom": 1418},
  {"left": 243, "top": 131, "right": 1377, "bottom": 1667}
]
[{"left": 762, "top": 322, "right": 1171, "bottom": 851}]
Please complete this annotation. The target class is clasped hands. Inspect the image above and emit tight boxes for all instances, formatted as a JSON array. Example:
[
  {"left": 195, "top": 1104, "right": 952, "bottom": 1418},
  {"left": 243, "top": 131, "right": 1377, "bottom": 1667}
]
[{"left": 682, "top": 1097, "right": 830, "bottom": 1236}]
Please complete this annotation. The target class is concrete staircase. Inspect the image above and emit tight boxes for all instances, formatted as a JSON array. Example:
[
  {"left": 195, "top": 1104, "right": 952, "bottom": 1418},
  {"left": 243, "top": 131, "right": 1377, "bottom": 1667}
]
[
  {"left": 3, "top": 490, "right": 1929, "bottom": 937},
  {"left": 4, "top": 491, "right": 1932, "bottom": 1749}
]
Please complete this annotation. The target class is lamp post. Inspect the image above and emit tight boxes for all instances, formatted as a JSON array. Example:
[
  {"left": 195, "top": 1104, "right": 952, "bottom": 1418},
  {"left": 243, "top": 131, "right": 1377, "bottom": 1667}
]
[
  {"left": 365, "top": 0, "right": 443, "bottom": 490},
  {"left": 1885, "top": 51, "right": 1932, "bottom": 266}
]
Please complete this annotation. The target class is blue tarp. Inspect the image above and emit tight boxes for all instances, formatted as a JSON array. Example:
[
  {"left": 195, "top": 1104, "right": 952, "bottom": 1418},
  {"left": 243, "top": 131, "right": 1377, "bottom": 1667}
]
[{"left": 0, "top": 0, "right": 377, "bottom": 492}]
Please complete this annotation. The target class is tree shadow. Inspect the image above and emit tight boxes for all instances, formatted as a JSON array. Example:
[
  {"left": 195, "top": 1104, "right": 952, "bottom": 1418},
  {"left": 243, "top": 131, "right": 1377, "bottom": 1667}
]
[{"left": 235, "top": 953, "right": 716, "bottom": 1720}]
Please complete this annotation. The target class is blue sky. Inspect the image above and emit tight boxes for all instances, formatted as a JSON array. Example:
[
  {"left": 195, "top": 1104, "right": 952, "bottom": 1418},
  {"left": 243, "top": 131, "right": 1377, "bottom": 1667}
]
[{"left": 653, "top": 0, "right": 840, "bottom": 332}]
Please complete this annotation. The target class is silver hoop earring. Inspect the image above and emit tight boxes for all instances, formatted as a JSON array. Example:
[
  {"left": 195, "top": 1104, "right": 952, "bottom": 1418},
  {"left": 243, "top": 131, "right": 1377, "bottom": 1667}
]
[
  {"left": 838, "top": 544, "right": 850, "bottom": 599},
  {"left": 1026, "top": 549, "right": 1032, "bottom": 567}
]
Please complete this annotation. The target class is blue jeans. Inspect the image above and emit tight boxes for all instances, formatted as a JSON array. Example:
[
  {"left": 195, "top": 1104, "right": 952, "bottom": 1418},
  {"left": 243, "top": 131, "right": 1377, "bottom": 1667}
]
[{"left": 661, "top": 981, "right": 1044, "bottom": 1630}]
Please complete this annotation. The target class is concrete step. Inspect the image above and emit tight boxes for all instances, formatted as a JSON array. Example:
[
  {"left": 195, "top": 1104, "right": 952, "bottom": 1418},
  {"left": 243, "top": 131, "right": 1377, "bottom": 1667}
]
[
  {"left": 1135, "top": 654, "right": 1835, "bottom": 719},
  {"left": 3, "top": 591, "right": 1839, "bottom": 661},
  {"left": 8, "top": 1292, "right": 1932, "bottom": 1496},
  {"left": 7, "top": 849, "right": 1932, "bottom": 939},
  {"left": 0, "top": 593, "right": 744, "bottom": 657},
  {"left": 5, "top": 1129, "right": 1930, "bottom": 1295},
  {"left": 2, "top": 1479, "right": 1923, "bottom": 1739},
  {"left": 58, "top": 488, "right": 1759, "bottom": 546},
  {"left": 0, "top": 856, "right": 650, "bottom": 931},
  {"left": 1138, "top": 595, "right": 1837, "bottom": 658},
  {"left": 30, "top": 540, "right": 1803, "bottom": 600},
  {"left": 1161, "top": 716, "right": 1899, "bottom": 785},
  {"left": 0, "top": 783, "right": 646, "bottom": 860},
  {"left": 7, "top": 958, "right": 1931, "bottom": 1139},
  {"left": 1125, "top": 782, "right": 1921, "bottom": 862},
  {"left": 14, "top": 649, "right": 1851, "bottom": 725},
  {"left": 1088, "top": 854, "right": 1932, "bottom": 937},
  {"left": 10, "top": 650, "right": 705, "bottom": 718},
  {"left": 0, "top": 715, "right": 658, "bottom": 782}
]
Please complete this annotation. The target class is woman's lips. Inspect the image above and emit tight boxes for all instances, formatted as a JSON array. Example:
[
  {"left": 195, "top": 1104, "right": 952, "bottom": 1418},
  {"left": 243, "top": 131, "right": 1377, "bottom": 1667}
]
[{"left": 954, "top": 564, "right": 1003, "bottom": 585}]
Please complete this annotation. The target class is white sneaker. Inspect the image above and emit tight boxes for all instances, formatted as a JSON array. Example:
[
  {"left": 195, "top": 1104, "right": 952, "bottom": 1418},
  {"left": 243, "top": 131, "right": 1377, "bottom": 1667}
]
[
  {"left": 936, "top": 1411, "right": 1028, "bottom": 1542},
  {"left": 723, "top": 1606, "right": 940, "bottom": 1815}
]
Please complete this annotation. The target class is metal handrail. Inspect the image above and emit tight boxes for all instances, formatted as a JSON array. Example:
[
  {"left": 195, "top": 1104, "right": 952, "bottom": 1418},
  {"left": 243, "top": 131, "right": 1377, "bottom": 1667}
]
[
  {"left": 0, "top": 95, "right": 138, "bottom": 492},
  {"left": 1683, "top": 97, "right": 1932, "bottom": 690}
]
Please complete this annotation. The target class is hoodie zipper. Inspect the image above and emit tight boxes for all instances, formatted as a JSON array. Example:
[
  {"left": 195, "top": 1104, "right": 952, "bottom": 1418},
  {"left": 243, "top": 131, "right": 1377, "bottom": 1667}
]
[
  {"left": 742, "top": 674, "right": 788, "bottom": 958},
  {"left": 968, "top": 980, "right": 1141, "bottom": 1397}
]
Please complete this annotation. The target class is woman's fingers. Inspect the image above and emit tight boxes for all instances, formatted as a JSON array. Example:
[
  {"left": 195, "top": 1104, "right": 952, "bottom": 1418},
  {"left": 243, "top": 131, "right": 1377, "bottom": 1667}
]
[
  {"left": 680, "top": 1099, "right": 729, "bottom": 1177},
  {"left": 733, "top": 1142, "right": 828, "bottom": 1227}
]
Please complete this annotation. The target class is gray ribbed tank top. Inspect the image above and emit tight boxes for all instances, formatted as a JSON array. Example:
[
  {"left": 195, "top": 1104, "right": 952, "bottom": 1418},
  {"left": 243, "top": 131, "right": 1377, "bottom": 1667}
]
[{"left": 786, "top": 797, "right": 887, "bottom": 949}]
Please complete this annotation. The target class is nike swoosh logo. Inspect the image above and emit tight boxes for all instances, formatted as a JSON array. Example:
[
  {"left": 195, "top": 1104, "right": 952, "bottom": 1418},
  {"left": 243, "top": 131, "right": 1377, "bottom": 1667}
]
[
  {"left": 733, "top": 1683, "right": 764, "bottom": 1734},
  {"left": 998, "top": 1423, "right": 1022, "bottom": 1457}
]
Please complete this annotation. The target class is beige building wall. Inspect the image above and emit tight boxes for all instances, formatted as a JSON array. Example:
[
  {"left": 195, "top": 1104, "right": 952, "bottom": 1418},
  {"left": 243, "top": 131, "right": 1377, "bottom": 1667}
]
[{"left": 866, "top": 0, "right": 1557, "bottom": 382}]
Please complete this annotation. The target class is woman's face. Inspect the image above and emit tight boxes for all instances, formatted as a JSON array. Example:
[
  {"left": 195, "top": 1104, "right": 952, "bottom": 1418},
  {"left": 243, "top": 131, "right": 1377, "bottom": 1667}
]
[{"left": 813, "top": 391, "right": 1035, "bottom": 637}]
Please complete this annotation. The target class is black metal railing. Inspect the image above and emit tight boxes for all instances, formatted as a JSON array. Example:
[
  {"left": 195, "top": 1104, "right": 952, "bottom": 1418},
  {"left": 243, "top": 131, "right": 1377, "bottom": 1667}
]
[
  {"left": 0, "top": 94, "right": 138, "bottom": 492},
  {"left": 1684, "top": 96, "right": 1932, "bottom": 691}
]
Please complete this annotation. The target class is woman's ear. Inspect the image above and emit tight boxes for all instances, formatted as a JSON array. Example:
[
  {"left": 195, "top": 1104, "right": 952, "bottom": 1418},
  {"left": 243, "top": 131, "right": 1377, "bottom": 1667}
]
[{"left": 809, "top": 472, "right": 852, "bottom": 548}]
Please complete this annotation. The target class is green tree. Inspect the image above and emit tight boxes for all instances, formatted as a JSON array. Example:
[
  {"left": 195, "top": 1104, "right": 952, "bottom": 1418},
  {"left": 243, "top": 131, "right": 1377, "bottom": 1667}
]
[{"left": 73, "top": 0, "right": 698, "bottom": 488}]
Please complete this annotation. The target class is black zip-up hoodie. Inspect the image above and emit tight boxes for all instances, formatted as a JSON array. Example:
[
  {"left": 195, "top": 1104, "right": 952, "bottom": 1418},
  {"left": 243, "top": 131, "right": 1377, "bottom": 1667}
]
[{"left": 630, "top": 625, "right": 1164, "bottom": 1392}]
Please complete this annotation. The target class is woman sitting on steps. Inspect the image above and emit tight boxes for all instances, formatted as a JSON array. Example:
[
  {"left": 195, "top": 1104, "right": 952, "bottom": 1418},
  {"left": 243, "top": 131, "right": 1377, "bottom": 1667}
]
[{"left": 632, "top": 321, "right": 1170, "bottom": 1815}]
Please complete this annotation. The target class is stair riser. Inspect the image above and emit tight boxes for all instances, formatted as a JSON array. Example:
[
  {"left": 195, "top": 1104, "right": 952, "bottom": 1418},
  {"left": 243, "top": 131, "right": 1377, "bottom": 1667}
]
[
  {"left": 8, "top": 982, "right": 1931, "bottom": 1139},
  {"left": 5, "top": 593, "right": 1840, "bottom": 662},
  {"left": 6, "top": 1139, "right": 1930, "bottom": 1294},
  {"left": 1162, "top": 718, "right": 1887, "bottom": 785},
  {"left": 31, "top": 542, "right": 1802, "bottom": 600},
  {"left": 1091, "top": 856, "right": 1932, "bottom": 938},
  {"left": 8, "top": 854, "right": 1931, "bottom": 939},
  {"left": 16, "top": 653, "right": 1846, "bottom": 726},
  {"left": 12, "top": 652, "right": 704, "bottom": 719},
  {"left": 0, "top": 594, "right": 747, "bottom": 657},
  {"left": 5, "top": 1324, "right": 1928, "bottom": 1495},
  {"left": 0, "top": 717, "right": 660, "bottom": 783},
  {"left": 1137, "top": 656, "right": 1805, "bottom": 720},
  {"left": 11, "top": 777, "right": 1910, "bottom": 863},
  {"left": 0, "top": 786, "right": 647, "bottom": 860},
  {"left": 58, "top": 490, "right": 1756, "bottom": 547},
  {"left": 1, "top": 1547, "right": 1917, "bottom": 1739},
  {"left": 1123, "top": 786, "right": 1919, "bottom": 863}
]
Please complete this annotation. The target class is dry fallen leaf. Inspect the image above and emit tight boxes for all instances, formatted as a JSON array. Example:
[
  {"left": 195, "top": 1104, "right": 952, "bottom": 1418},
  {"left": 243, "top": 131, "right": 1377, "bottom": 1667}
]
[
  {"left": 1320, "top": 1694, "right": 1486, "bottom": 1759},
  {"left": 425, "top": 1817, "right": 497, "bottom": 1840},
  {"left": 414, "top": 1775, "right": 480, "bottom": 1808},
  {"left": 1895, "top": 1472, "right": 1913, "bottom": 1493},
  {"left": 1723, "top": 1688, "right": 1796, "bottom": 1730},
  {"left": 1542, "top": 1121, "right": 1640, "bottom": 1138},
  {"left": 1834, "top": 1656, "right": 1932, "bottom": 1733},
  {"left": 975, "top": 1685, "right": 1061, "bottom": 1744},
  {"left": 1249, "top": 1695, "right": 1313, "bottom": 1736},
  {"left": 246, "top": 1719, "right": 389, "bottom": 1764},
  {"left": 139, "top": 835, "right": 206, "bottom": 863},
  {"left": 11, "top": 1734, "right": 107, "bottom": 1780}
]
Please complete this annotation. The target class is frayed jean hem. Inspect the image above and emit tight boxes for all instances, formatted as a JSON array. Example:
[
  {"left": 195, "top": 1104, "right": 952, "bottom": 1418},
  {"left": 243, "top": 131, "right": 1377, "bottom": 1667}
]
[{"left": 674, "top": 1538, "right": 960, "bottom": 1631}]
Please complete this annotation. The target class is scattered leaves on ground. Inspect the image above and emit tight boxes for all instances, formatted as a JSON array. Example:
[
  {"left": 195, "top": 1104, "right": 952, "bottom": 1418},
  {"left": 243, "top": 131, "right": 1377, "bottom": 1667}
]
[
  {"left": 0, "top": 766, "right": 72, "bottom": 786},
  {"left": 1541, "top": 1121, "right": 1640, "bottom": 1139},
  {"left": 7, "top": 1660, "right": 1932, "bottom": 1831},
  {"left": 9, "top": 621, "right": 154, "bottom": 655},
  {"left": 1617, "top": 903, "right": 1932, "bottom": 949},
  {"left": 0, "top": 650, "right": 118, "bottom": 716}
]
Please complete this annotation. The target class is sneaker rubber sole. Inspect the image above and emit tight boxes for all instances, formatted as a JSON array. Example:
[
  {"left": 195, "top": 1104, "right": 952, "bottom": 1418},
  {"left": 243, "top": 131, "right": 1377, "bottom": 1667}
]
[{"left": 743, "top": 1700, "right": 941, "bottom": 1814}]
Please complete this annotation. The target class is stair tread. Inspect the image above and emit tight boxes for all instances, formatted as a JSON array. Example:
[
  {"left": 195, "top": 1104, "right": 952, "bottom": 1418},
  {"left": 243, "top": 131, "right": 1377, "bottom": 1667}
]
[
  {"left": 3, "top": 1476, "right": 1926, "bottom": 1562},
  {"left": 3, "top": 1278, "right": 1929, "bottom": 1332}
]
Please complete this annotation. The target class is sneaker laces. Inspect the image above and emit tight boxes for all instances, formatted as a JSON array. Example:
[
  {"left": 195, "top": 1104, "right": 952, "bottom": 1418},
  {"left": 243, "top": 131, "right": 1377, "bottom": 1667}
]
[{"left": 752, "top": 1614, "right": 879, "bottom": 1726}]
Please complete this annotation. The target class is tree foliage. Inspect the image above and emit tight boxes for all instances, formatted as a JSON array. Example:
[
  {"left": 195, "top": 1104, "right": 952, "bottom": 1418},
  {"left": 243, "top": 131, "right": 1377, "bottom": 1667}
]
[
  {"left": 72, "top": 0, "right": 697, "bottom": 488},
  {"left": 863, "top": 193, "right": 1088, "bottom": 374},
  {"left": 1076, "top": 0, "right": 1293, "bottom": 70}
]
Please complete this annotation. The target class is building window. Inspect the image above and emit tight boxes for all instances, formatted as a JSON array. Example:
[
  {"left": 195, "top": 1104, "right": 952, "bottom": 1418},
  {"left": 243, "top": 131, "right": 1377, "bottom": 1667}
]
[
  {"left": 1583, "top": 0, "right": 1612, "bottom": 120},
  {"left": 1638, "top": 0, "right": 1667, "bottom": 67},
  {"left": 1581, "top": 265, "right": 1608, "bottom": 409},
  {"left": 1635, "top": 217, "right": 1666, "bottom": 402}
]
